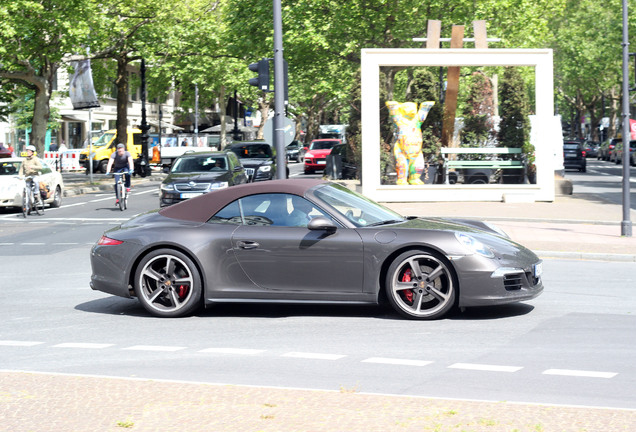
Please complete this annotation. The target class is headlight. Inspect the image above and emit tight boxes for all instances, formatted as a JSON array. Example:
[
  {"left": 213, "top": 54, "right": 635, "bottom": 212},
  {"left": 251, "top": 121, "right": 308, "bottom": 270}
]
[
  {"left": 455, "top": 233, "right": 495, "bottom": 258},
  {"left": 160, "top": 183, "right": 175, "bottom": 191},
  {"left": 257, "top": 165, "right": 271, "bottom": 172},
  {"left": 305, "top": 152, "right": 314, "bottom": 159},
  {"left": 209, "top": 181, "right": 229, "bottom": 190}
]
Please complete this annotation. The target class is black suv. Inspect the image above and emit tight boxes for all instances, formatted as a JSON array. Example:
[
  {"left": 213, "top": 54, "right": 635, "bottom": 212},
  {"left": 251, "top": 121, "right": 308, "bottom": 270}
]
[
  {"left": 326, "top": 143, "right": 357, "bottom": 179},
  {"left": 159, "top": 151, "right": 247, "bottom": 207},
  {"left": 229, "top": 141, "right": 278, "bottom": 182},
  {"left": 563, "top": 140, "right": 586, "bottom": 172}
]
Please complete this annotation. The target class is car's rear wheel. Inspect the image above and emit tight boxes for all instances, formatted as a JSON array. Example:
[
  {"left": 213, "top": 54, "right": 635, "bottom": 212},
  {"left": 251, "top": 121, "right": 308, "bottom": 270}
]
[
  {"left": 134, "top": 249, "right": 202, "bottom": 317},
  {"left": 385, "top": 249, "right": 456, "bottom": 320}
]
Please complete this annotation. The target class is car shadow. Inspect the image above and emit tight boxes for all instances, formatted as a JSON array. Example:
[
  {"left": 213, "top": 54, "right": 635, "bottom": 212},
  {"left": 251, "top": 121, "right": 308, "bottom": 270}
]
[{"left": 76, "top": 297, "right": 534, "bottom": 321}]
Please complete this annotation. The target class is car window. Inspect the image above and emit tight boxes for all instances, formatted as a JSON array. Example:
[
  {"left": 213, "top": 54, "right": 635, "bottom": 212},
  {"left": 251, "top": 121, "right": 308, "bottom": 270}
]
[
  {"left": 207, "top": 193, "right": 331, "bottom": 227},
  {"left": 0, "top": 161, "right": 20, "bottom": 175},
  {"left": 207, "top": 200, "right": 242, "bottom": 225},
  {"left": 39, "top": 159, "right": 52, "bottom": 174},
  {"left": 310, "top": 141, "right": 337, "bottom": 150},
  {"left": 563, "top": 144, "right": 580, "bottom": 150},
  {"left": 231, "top": 144, "right": 273, "bottom": 159}
]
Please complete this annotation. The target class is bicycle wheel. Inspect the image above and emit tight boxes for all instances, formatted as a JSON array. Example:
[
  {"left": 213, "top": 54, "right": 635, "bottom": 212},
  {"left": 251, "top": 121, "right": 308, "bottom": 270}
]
[
  {"left": 21, "top": 190, "right": 28, "bottom": 218},
  {"left": 118, "top": 182, "right": 124, "bottom": 211},
  {"left": 33, "top": 190, "right": 44, "bottom": 215}
]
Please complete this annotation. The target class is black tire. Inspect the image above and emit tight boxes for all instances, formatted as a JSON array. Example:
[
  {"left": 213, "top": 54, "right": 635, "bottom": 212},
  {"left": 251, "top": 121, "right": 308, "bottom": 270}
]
[
  {"left": 134, "top": 249, "right": 203, "bottom": 317},
  {"left": 50, "top": 186, "right": 62, "bottom": 208},
  {"left": 117, "top": 182, "right": 124, "bottom": 211},
  {"left": 98, "top": 159, "right": 109, "bottom": 174},
  {"left": 21, "top": 191, "right": 28, "bottom": 218},
  {"left": 385, "top": 249, "right": 457, "bottom": 320}
]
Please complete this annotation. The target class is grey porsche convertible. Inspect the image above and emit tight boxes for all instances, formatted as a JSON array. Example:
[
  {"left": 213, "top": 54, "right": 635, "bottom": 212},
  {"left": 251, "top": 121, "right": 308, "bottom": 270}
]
[{"left": 90, "top": 179, "right": 543, "bottom": 319}]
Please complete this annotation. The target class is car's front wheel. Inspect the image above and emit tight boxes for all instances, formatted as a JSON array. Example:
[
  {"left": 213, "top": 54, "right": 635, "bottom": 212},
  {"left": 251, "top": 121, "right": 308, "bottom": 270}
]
[
  {"left": 134, "top": 249, "right": 202, "bottom": 317},
  {"left": 50, "top": 186, "right": 62, "bottom": 208},
  {"left": 385, "top": 249, "right": 457, "bottom": 320}
]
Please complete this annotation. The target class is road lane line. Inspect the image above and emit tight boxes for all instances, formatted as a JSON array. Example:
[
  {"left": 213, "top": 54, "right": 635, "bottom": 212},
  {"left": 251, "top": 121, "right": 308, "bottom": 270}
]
[
  {"left": 362, "top": 357, "right": 433, "bottom": 367},
  {"left": 52, "top": 343, "right": 114, "bottom": 349},
  {"left": 543, "top": 369, "right": 617, "bottom": 378},
  {"left": 282, "top": 352, "right": 346, "bottom": 360},
  {"left": 448, "top": 363, "right": 523, "bottom": 372},
  {"left": 0, "top": 340, "right": 44, "bottom": 346},
  {"left": 198, "top": 348, "right": 265, "bottom": 355},
  {"left": 123, "top": 345, "right": 187, "bottom": 352}
]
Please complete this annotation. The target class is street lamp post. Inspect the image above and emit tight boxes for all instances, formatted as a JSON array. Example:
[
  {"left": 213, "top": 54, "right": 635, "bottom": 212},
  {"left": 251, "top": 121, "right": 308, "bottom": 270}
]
[
  {"left": 139, "top": 59, "right": 150, "bottom": 177},
  {"left": 273, "top": 0, "right": 286, "bottom": 179},
  {"left": 621, "top": 0, "right": 632, "bottom": 236}
]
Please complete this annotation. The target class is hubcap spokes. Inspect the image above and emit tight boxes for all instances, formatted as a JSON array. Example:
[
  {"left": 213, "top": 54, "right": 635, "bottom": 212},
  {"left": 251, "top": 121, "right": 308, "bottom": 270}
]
[
  {"left": 393, "top": 255, "right": 452, "bottom": 317},
  {"left": 140, "top": 255, "right": 194, "bottom": 312}
]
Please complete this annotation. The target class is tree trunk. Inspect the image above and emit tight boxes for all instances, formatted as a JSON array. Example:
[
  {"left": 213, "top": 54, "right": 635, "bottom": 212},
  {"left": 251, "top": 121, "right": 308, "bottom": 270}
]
[
  {"left": 115, "top": 56, "right": 130, "bottom": 145},
  {"left": 30, "top": 64, "right": 56, "bottom": 154}
]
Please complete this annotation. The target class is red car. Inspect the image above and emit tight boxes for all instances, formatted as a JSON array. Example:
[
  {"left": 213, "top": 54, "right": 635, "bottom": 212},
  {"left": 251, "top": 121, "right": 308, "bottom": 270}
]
[
  {"left": 0, "top": 146, "right": 12, "bottom": 158},
  {"left": 304, "top": 139, "right": 341, "bottom": 174}
]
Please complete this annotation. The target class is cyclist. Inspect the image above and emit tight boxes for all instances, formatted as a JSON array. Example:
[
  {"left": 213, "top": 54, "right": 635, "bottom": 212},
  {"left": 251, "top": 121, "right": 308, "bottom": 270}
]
[
  {"left": 105, "top": 143, "right": 134, "bottom": 205},
  {"left": 18, "top": 145, "right": 43, "bottom": 197}
]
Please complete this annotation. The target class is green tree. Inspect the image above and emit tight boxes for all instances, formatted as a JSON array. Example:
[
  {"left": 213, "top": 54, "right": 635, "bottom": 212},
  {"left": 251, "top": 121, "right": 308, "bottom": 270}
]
[
  {"left": 0, "top": 0, "right": 91, "bottom": 153},
  {"left": 498, "top": 67, "right": 530, "bottom": 148},
  {"left": 461, "top": 71, "right": 495, "bottom": 147}
]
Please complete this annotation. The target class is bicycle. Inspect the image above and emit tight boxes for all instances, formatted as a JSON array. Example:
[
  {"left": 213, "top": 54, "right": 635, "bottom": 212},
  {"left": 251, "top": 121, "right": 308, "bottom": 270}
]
[
  {"left": 109, "top": 169, "right": 131, "bottom": 211},
  {"left": 21, "top": 176, "right": 44, "bottom": 217}
]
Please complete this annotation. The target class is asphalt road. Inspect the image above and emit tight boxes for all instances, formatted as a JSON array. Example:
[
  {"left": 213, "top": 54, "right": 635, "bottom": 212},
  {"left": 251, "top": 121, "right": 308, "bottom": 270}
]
[{"left": 1, "top": 162, "right": 635, "bottom": 410}]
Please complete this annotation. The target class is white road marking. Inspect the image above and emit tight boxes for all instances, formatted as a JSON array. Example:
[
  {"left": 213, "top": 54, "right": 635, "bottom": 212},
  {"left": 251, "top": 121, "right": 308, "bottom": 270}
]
[
  {"left": 448, "top": 363, "right": 523, "bottom": 372},
  {"left": 362, "top": 357, "right": 433, "bottom": 367},
  {"left": 52, "top": 343, "right": 114, "bottom": 349},
  {"left": 198, "top": 348, "right": 265, "bottom": 355},
  {"left": 0, "top": 340, "right": 43, "bottom": 346},
  {"left": 282, "top": 352, "right": 346, "bottom": 360},
  {"left": 543, "top": 369, "right": 617, "bottom": 378},
  {"left": 0, "top": 243, "right": 14, "bottom": 246},
  {"left": 124, "top": 345, "right": 187, "bottom": 352},
  {"left": 20, "top": 242, "right": 45, "bottom": 245}
]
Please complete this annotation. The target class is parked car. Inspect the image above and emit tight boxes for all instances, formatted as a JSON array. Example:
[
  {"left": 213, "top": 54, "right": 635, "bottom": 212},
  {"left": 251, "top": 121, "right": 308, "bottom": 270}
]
[
  {"left": 583, "top": 141, "right": 599, "bottom": 158},
  {"left": 229, "top": 141, "right": 285, "bottom": 182},
  {"left": 562, "top": 140, "right": 586, "bottom": 172},
  {"left": 159, "top": 151, "right": 247, "bottom": 207},
  {"left": 90, "top": 179, "right": 544, "bottom": 319},
  {"left": 304, "top": 139, "right": 341, "bottom": 174},
  {"left": 0, "top": 157, "right": 64, "bottom": 210},
  {"left": 326, "top": 143, "right": 358, "bottom": 179},
  {"left": 598, "top": 138, "right": 618, "bottom": 161},
  {"left": 611, "top": 139, "right": 636, "bottom": 165},
  {"left": 286, "top": 140, "right": 306, "bottom": 163},
  {"left": 0, "top": 146, "right": 12, "bottom": 158}
]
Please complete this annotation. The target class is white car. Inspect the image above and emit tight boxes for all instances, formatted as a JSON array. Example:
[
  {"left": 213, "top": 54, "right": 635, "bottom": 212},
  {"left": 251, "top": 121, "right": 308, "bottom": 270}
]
[{"left": 0, "top": 157, "right": 64, "bottom": 210}]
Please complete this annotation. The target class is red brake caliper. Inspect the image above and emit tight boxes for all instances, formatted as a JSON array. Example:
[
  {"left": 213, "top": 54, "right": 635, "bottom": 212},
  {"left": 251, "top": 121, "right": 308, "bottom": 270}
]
[
  {"left": 178, "top": 285, "right": 188, "bottom": 299},
  {"left": 401, "top": 269, "right": 414, "bottom": 303}
]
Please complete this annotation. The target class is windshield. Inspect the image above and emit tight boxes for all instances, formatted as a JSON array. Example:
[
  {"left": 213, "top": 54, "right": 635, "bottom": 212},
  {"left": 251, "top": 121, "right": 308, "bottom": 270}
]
[
  {"left": 172, "top": 155, "right": 228, "bottom": 173},
  {"left": 92, "top": 132, "right": 115, "bottom": 148},
  {"left": 0, "top": 161, "right": 21, "bottom": 175},
  {"left": 231, "top": 144, "right": 272, "bottom": 159},
  {"left": 563, "top": 144, "right": 579, "bottom": 150},
  {"left": 314, "top": 183, "right": 404, "bottom": 227},
  {"left": 310, "top": 140, "right": 338, "bottom": 150}
]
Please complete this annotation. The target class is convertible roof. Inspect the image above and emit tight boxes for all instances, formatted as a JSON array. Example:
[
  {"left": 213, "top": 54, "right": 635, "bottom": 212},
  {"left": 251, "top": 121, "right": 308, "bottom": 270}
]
[{"left": 159, "top": 178, "right": 328, "bottom": 223}]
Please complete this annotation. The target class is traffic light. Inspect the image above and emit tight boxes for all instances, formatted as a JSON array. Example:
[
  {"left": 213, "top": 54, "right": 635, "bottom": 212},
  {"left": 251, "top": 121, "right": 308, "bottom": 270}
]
[{"left": 248, "top": 59, "right": 270, "bottom": 91}]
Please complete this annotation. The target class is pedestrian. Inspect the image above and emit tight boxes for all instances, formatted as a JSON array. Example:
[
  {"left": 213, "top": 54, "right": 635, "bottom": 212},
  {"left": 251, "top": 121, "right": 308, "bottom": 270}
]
[
  {"left": 59, "top": 141, "right": 67, "bottom": 152},
  {"left": 49, "top": 143, "right": 58, "bottom": 152},
  {"left": 7, "top": 143, "right": 15, "bottom": 156}
]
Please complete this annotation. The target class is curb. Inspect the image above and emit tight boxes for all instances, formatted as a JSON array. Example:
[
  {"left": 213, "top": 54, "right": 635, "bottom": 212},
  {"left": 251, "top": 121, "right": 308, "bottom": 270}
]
[{"left": 535, "top": 250, "right": 636, "bottom": 262}]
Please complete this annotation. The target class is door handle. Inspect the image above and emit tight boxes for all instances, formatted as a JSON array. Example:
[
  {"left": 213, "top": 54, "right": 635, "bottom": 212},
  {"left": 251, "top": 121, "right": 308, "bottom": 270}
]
[{"left": 237, "top": 240, "right": 260, "bottom": 250}]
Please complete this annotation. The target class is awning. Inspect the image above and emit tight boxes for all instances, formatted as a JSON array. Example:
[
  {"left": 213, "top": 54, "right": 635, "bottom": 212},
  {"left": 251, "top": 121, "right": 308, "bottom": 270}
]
[
  {"left": 201, "top": 123, "right": 258, "bottom": 133},
  {"left": 147, "top": 119, "right": 184, "bottom": 131},
  {"left": 61, "top": 115, "right": 84, "bottom": 122}
]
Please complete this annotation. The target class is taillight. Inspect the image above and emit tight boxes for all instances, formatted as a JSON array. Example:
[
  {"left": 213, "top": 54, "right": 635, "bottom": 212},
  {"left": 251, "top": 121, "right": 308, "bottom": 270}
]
[
  {"left": 97, "top": 235, "right": 123, "bottom": 246},
  {"left": 582, "top": 150, "right": 586, "bottom": 157}
]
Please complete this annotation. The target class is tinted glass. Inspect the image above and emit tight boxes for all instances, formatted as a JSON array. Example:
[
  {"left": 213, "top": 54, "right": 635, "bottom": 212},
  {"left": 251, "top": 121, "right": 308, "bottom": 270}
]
[
  {"left": 563, "top": 144, "right": 579, "bottom": 150},
  {"left": 314, "top": 183, "right": 404, "bottom": 227},
  {"left": 231, "top": 144, "right": 273, "bottom": 159},
  {"left": 207, "top": 200, "right": 242, "bottom": 224},
  {"left": 310, "top": 140, "right": 338, "bottom": 150}
]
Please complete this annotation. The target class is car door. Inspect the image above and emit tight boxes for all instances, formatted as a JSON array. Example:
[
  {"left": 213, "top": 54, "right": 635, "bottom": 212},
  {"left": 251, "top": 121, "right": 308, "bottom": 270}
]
[{"left": 231, "top": 193, "right": 364, "bottom": 293}]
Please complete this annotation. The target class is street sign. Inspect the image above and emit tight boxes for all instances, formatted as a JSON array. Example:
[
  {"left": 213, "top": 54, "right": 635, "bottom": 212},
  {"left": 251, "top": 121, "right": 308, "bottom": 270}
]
[{"left": 263, "top": 116, "right": 295, "bottom": 147}]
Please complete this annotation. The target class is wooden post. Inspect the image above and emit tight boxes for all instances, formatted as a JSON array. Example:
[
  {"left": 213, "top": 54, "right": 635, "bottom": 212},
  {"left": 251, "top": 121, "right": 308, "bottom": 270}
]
[
  {"left": 473, "top": 20, "right": 488, "bottom": 48},
  {"left": 426, "top": 20, "right": 441, "bottom": 49},
  {"left": 441, "top": 25, "right": 464, "bottom": 148}
]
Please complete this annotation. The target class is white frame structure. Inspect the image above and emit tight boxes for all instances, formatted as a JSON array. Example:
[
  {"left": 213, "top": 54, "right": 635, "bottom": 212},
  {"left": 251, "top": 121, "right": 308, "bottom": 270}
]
[{"left": 360, "top": 48, "right": 555, "bottom": 202}]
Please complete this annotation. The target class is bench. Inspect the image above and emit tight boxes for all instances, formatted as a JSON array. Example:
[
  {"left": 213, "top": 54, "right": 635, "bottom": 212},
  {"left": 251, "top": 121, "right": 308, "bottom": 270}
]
[{"left": 440, "top": 147, "right": 525, "bottom": 184}]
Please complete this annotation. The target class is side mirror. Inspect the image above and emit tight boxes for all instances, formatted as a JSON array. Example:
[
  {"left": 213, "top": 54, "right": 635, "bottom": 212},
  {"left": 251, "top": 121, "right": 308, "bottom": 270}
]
[{"left": 308, "top": 216, "right": 337, "bottom": 233}]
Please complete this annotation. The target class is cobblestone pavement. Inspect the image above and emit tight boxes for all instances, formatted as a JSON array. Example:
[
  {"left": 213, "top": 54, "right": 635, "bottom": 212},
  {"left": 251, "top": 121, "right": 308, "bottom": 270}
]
[{"left": 1, "top": 371, "right": 635, "bottom": 432}]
